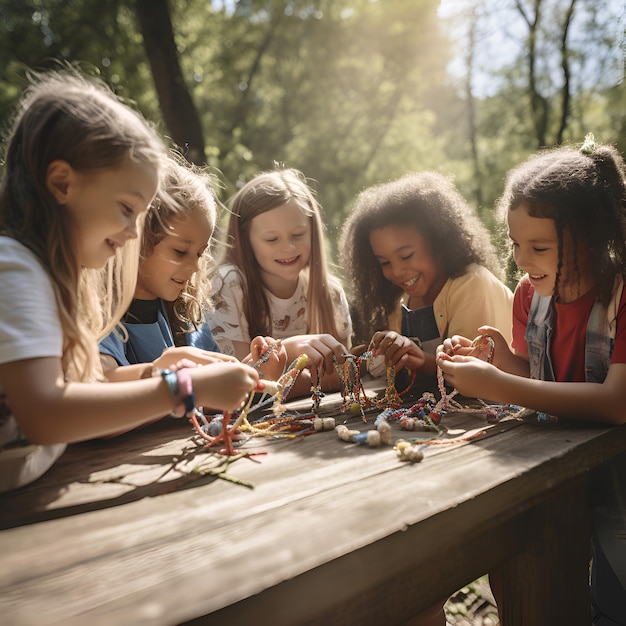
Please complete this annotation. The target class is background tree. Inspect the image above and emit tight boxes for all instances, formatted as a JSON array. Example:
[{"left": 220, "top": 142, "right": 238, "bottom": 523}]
[
  {"left": 0, "top": 0, "right": 160, "bottom": 126},
  {"left": 437, "top": 0, "right": 623, "bottom": 222},
  {"left": 0, "top": 0, "right": 623, "bottom": 261},
  {"left": 135, "top": 0, "right": 206, "bottom": 163}
]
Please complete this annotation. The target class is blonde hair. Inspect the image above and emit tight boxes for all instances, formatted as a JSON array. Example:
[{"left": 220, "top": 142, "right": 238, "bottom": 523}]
[
  {"left": 214, "top": 167, "right": 342, "bottom": 340},
  {"left": 140, "top": 152, "right": 217, "bottom": 340},
  {"left": 0, "top": 69, "right": 166, "bottom": 381}
]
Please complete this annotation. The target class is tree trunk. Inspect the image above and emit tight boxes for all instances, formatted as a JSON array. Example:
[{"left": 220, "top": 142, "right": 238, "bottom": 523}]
[
  {"left": 516, "top": 0, "right": 549, "bottom": 148},
  {"left": 465, "top": 6, "right": 482, "bottom": 210},
  {"left": 556, "top": 0, "right": 577, "bottom": 145},
  {"left": 135, "top": 0, "right": 206, "bottom": 164}
]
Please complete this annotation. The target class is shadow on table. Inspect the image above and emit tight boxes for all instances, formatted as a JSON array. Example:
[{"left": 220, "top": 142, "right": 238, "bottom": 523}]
[{"left": 0, "top": 418, "right": 233, "bottom": 530}]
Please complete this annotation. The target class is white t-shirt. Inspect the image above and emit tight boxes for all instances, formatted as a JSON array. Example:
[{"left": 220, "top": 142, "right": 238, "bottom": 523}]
[
  {"left": 0, "top": 237, "right": 66, "bottom": 492},
  {"left": 209, "top": 264, "right": 352, "bottom": 356}
]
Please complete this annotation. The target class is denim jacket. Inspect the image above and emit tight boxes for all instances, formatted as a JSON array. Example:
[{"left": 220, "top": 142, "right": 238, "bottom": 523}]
[{"left": 525, "top": 278, "right": 623, "bottom": 383}]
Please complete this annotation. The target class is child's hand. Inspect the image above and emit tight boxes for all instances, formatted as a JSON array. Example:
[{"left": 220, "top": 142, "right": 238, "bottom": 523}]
[
  {"left": 192, "top": 361, "right": 260, "bottom": 412},
  {"left": 438, "top": 334, "right": 474, "bottom": 360},
  {"left": 368, "top": 330, "right": 425, "bottom": 371},
  {"left": 438, "top": 327, "right": 509, "bottom": 366},
  {"left": 281, "top": 334, "right": 348, "bottom": 374},
  {"left": 436, "top": 352, "right": 500, "bottom": 400},
  {"left": 247, "top": 336, "right": 287, "bottom": 380},
  {"left": 155, "top": 346, "right": 237, "bottom": 371},
  {"left": 473, "top": 326, "right": 510, "bottom": 366}
]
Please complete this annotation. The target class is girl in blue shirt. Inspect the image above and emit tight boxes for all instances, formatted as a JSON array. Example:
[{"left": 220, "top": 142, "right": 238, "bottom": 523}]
[{"left": 100, "top": 153, "right": 237, "bottom": 380}]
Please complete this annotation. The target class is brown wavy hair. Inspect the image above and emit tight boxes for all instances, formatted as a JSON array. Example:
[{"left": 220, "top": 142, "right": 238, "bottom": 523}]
[
  {"left": 495, "top": 140, "right": 626, "bottom": 306},
  {"left": 139, "top": 152, "right": 217, "bottom": 342},
  {"left": 213, "top": 167, "right": 342, "bottom": 340}
]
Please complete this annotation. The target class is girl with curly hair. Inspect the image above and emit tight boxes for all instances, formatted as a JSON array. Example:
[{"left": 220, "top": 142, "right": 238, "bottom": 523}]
[{"left": 339, "top": 171, "right": 512, "bottom": 379}]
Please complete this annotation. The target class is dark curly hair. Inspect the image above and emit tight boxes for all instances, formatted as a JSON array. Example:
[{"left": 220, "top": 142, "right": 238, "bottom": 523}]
[
  {"left": 339, "top": 171, "right": 503, "bottom": 344},
  {"left": 496, "top": 141, "right": 626, "bottom": 306}
]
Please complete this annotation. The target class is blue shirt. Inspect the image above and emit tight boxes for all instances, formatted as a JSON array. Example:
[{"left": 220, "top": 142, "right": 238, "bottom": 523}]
[{"left": 99, "top": 299, "right": 219, "bottom": 366}]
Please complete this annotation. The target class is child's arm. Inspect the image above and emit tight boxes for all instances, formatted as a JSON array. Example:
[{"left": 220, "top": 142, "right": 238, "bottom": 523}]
[
  {"left": 101, "top": 346, "right": 239, "bottom": 382},
  {"left": 0, "top": 356, "right": 260, "bottom": 444},
  {"left": 437, "top": 355, "right": 626, "bottom": 425}
]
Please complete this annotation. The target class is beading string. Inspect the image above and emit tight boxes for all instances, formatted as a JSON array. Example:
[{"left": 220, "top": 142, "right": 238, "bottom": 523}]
[
  {"left": 333, "top": 352, "right": 374, "bottom": 420},
  {"left": 252, "top": 340, "right": 281, "bottom": 369},
  {"left": 434, "top": 333, "right": 496, "bottom": 416},
  {"left": 375, "top": 366, "right": 416, "bottom": 409},
  {"left": 188, "top": 333, "right": 539, "bottom": 465},
  {"left": 191, "top": 353, "right": 309, "bottom": 454},
  {"left": 310, "top": 360, "right": 326, "bottom": 413}
]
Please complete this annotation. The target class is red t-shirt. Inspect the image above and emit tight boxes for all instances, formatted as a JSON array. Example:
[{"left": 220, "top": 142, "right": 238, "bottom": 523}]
[{"left": 512, "top": 275, "right": 626, "bottom": 382}]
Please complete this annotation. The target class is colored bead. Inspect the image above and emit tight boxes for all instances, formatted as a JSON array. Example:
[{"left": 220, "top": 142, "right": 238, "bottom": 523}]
[
  {"left": 429, "top": 411, "right": 442, "bottom": 425},
  {"left": 394, "top": 439, "right": 424, "bottom": 463},
  {"left": 377, "top": 421, "right": 392, "bottom": 445},
  {"left": 366, "top": 430, "right": 381, "bottom": 447},
  {"left": 314, "top": 416, "right": 336, "bottom": 431},
  {"left": 336, "top": 425, "right": 359, "bottom": 442}
]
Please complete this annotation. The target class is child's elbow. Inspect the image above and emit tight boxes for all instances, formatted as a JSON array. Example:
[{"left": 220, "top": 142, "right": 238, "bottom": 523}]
[
  {"left": 597, "top": 402, "right": 626, "bottom": 425},
  {"left": 606, "top": 411, "right": 626, "bottom": 426}
]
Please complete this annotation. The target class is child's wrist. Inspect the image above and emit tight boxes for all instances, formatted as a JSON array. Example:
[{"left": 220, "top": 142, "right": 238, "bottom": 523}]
[
  {"left": 158, "top": 368, "right": 192, "bottom": 417},
  {"left": 175, "top": 368, "right": 196, "bottom": 417},
  {"left": 141, "top": 362, "right": 158, "bottom": 379}
]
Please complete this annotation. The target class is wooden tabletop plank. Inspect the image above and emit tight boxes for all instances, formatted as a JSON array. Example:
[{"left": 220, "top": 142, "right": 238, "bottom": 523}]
[
  {"left": 0, "top": 410, "right": 621, "bottom": 625},
  {"left": 0, "top": 388, "right": 512, "bottom": 529},
  {"left": 2, "top": 376, "right": 624, "bottom": 625}
]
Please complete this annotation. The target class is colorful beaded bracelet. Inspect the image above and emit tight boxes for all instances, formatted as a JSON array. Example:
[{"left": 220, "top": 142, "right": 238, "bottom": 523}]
[
  {"left": 159, "top": 368, "right": 193, "bottom": 418},
  {"left": 176, "top": 368, "right": 196, "bottom": 417}
]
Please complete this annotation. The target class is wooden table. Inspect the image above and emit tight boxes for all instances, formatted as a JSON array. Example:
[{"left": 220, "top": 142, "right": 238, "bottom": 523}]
[{"left": 1, "top": 379, "right": 624, "bottom": 625}]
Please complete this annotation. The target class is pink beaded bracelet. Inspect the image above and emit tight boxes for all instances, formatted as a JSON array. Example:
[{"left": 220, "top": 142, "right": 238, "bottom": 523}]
[{"left": 175, "top": 368, "right": 195, "bottom": 417}]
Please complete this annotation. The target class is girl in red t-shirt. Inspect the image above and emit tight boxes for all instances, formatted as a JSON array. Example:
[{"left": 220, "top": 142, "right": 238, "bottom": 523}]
[
  {"left": 436, "top": 135, "right": 626, "bottom": 625},
  {"left": 438, "top": 136, "right": 626, "bottom": 425}
]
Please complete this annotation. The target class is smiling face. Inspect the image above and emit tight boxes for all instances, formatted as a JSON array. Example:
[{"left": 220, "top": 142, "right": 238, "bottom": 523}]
[
  {"left": 135, "top": 208, "right": 213, "bottom": 301},
  {"left": 508, "top": 202, "right": 592, "bottom": 303},
  {"left": 368, "top": 223, "right": 447, "bottom": 308},
  {"left": 248, "top": 201, "right": 312, "bottom": 298},
  {"left": 57, "top": 154, "right": 159, "bottom": 270}
]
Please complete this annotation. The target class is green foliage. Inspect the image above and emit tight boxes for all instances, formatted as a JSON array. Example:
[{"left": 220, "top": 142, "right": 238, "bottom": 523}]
[
  {"left": 0, "top": 0, "right": 161, "bottom": 129},
  {"left": 0, "top": 0, "right": 623, "bottom": 270}
]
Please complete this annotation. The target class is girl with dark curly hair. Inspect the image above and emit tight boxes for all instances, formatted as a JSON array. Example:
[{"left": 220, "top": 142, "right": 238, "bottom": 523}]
[{"left": 339, "top": 171, "right": 512, "bottom": 380}]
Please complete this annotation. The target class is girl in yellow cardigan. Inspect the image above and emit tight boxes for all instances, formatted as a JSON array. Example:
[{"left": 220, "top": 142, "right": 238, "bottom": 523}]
[{"left": 339, "top": 171, "right": 513, "bottom": 380}]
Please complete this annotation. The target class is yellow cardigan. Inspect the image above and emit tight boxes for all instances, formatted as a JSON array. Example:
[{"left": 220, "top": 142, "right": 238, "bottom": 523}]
[{"left": 387, "top": 263, "right": 514, "bottom": 353}]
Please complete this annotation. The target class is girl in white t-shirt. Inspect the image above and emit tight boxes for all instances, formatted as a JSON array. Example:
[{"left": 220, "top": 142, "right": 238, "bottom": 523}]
[
  {"left": 209, "top": 168, "right": 352, "bottom": 396},
  {"left": 0, "top": 70, "right": 261, "bottom": 492}
]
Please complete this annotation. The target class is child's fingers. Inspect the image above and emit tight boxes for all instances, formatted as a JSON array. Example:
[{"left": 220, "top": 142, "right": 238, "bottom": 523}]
[
  {"left": 204, "top": 352, "right": 238, "bottom": 364},
  {"left": 477, "top": 325, "right": 498, "bottom": 336},
  {"left": 370, "top": 331, "right": 399, "bottom": 356},
  {"left": 438, "top": 338, "right": 454, "bottom": 356},
  {"left": 249, "top": 336, "right": 265, "bottom": 359},
  {"left": 368, "top": 330, "right": 391, "bottom": 352}
]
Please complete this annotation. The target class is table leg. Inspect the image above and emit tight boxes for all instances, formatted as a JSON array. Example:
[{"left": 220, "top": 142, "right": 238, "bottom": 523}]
[{"left": 495, "top": 476, "right": 591, "bottom": 626}]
